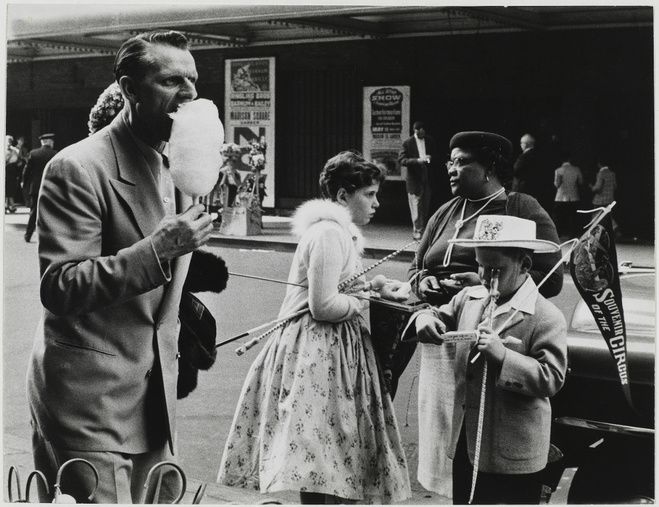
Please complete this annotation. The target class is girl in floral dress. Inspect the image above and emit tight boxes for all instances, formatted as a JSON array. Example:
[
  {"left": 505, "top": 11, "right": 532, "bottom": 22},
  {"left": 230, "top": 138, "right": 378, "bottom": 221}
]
[{"left": 218, "top": 151, "right": 411, "bottom": 504}]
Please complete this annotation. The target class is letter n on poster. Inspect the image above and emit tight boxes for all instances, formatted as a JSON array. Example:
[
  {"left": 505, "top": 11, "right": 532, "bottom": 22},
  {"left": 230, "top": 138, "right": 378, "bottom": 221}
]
[
  {"left": 362, "top": 86, "right": 410, "bottom": 180},
  {"left": 225, "top": 57, "right": 276, "bottom": 208}
]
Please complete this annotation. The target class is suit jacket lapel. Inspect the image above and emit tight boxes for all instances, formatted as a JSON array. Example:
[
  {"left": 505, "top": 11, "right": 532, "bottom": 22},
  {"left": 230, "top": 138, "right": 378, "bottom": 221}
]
[{"left": 107, "top": 114, "right": 165, "bottom": 238}]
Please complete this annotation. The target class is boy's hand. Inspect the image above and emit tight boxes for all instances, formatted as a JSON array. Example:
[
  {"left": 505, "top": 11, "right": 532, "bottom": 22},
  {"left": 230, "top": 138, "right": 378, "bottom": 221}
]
[
  {"left": 476, "top": 324, "right": 506, "bottom": 365},
  {"left": 416, "top": 313, "right": 446, "bottom": 345}
]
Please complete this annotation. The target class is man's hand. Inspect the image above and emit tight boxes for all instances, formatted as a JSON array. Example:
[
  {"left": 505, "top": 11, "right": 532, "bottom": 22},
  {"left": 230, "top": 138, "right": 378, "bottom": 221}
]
[
  {"left": 476, "top": 324, "right": 506, "bottom": 365},
  {"left": 150, "top": 204, "right": 214, "bottom": 262},
  {"left": 415, "top": 313, "right": 446, "bottom": 345}
]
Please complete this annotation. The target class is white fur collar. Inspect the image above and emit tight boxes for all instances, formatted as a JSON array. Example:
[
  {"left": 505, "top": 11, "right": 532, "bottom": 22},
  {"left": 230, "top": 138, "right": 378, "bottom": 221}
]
[{"left": 292, "top": 199, "right": 364, "bottom": 253}]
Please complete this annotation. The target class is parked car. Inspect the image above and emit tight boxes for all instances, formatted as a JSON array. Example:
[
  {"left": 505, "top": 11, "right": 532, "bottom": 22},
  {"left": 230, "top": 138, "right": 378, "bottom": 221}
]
[{"left": 549, "top": 266, "right": 655, "bottom": 503}]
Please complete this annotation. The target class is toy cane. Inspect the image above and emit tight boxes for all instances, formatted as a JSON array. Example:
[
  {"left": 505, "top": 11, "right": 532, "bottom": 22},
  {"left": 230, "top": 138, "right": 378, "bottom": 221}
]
[
  {"left": 229, "top": 240, "right": 419, "bottom": 355},
  {"left": 7, "top": 465, "right": 50, "bottom": 503},
  {"left": 468, "top": 268, "right": 500, "bottom": 504},
  {"left": 51, "top": 458, "right": 99, "bottom": 503},
  {"left": 138, "top": 461, "right": 187, "bottom": 504}
]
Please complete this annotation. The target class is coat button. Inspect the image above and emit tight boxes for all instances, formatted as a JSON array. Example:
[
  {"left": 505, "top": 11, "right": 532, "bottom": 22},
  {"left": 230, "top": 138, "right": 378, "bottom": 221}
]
[{"left": 175, "top": 352, "right": 181, "bottom": 360}]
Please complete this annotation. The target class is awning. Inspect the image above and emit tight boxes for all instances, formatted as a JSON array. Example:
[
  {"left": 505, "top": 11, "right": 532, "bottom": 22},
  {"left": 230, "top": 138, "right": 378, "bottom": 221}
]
[{"left": 7, "top": 4, "right": 652, "bottom": 62}]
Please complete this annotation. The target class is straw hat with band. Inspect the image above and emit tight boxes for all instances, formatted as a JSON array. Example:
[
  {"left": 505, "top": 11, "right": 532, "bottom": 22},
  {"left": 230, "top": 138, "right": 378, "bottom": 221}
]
[{"left": 449, "top": 215, "right": 559, "bottom": 253}]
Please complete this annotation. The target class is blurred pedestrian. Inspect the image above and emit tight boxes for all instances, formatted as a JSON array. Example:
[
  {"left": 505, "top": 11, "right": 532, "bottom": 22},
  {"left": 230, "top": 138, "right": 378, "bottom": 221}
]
[
  {"left": 399, "top": 121, "right": 437, "bottom": 240},
  {"left": 5, "top": 135, "right": 21, "bottom": 213},
  {"left": 26, "top": 30, "right": 215, "bottom": 503},
  {"left": 218, "top": 151, "right": 411, "bottom": 504},
  {"left": 16, "top": 136, "right": 29, "bottom": 204},
  {"left": 218, "top": 143, "right": 243, "bottom": 208},
  {"left": 590, "top": 160, "right": 619, "bottom": 235},
  {"left": 22, "top": 133, "right": 58, "bottom": 241},
  {"left": 553, "top": 151, "right": 583, "bottom": 239},
  {"left": 512, "top": 133, "right": 554, "bottom": 210}
]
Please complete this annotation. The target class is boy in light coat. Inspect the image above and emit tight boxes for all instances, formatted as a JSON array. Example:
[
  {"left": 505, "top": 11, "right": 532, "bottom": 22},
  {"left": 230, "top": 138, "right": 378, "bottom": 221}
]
[{"left": 411, "top": 215, "right": 568, "bottom": 504}]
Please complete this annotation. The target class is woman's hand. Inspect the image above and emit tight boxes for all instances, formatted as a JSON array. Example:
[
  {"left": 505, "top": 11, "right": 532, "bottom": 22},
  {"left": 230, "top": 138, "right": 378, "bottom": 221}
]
[
  {"left": 441, "top": 272, "right": 481, "bottom": 289},
  {"left": 378, "top": 280, "right": 411, "bottom": 302},
  {"left": 476, "top": 323, "right": 506, "bottom": 365},
  {"left": 415, "top": 313, "right": 446, "bottom": 345},
  {"left": 418, "top": 275, "right": 444, "bottom": 300}
]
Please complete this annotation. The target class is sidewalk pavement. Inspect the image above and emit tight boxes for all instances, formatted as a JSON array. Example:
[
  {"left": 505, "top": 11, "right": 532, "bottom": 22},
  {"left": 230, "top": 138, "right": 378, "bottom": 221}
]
[
  {"left": 210, "top": 214, "right": 655, "bottom": 268},
  {"left": 5, "top": 207, "right": 654, "bottom": 267},
  {"left": 3, "top": 208, "right": 654, "bottom": 504}
]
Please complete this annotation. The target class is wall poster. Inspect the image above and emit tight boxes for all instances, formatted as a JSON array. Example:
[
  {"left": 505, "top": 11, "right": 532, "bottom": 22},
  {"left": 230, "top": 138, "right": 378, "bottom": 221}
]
[
  {"left": 362, "top": 86, "right": 410, "bottom": 181},
  {"left": 225, "top": 57, "right": 276, "bottom": 207}
]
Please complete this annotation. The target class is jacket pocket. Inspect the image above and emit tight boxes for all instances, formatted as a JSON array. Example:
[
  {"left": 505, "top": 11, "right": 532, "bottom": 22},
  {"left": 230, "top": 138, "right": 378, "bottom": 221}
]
[
  {"left": 496, "top": 397, "right": 548, "bottom": 461},
  {"left": 54, "top": 339, "right": 116, "bottom": 357}
]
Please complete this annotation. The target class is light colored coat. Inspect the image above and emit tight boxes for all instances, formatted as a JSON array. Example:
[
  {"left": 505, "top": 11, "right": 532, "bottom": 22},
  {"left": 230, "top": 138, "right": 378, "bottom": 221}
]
[
  {"left": 554, "top": 162, "right": 583, "bottom": 202},
  {"left": 27, "top": 111, "right": 192, "bottom": 454},
  {"left": 279, "top": 198, "right": 365, "bottom": 321},
  {"left": 436, "top": 276, "right": 568, "bottom": 474}
]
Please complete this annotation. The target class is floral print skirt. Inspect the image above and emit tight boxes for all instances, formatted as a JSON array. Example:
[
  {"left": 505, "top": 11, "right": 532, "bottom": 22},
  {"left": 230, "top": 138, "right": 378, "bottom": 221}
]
[{"left": 217, "top": 313, "right": 411, "bottom": 503}]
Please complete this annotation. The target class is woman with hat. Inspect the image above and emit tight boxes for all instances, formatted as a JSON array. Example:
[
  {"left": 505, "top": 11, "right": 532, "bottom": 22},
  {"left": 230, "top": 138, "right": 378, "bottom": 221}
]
[{"left": 400, "top": 131, "right": 562, "bottom": 499}]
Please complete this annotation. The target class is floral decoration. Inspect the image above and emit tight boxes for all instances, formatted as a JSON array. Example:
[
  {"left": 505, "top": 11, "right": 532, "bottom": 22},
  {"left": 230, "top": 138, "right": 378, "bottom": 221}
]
[{"left": 88, "top": 82, "right": 124, "bottom": 135}]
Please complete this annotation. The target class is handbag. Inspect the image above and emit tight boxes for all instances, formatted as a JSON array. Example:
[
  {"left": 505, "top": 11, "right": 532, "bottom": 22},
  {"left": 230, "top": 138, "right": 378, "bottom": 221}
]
[{"left": 177, "top": 291, "right": 217, "bottom": 399}]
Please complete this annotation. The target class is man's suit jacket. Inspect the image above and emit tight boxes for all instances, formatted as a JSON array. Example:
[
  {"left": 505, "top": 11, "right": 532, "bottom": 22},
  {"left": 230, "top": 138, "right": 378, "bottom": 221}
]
[
  {"left": 22, "top": 145, "right": 58, "bottom": 197},
  {"left": 398, "top": 135, "right": 437, "bottom": 195},
  {"left": 27, "top": 112, "right": 192, "bottom": 455},
  {"left": 436, "top": 281, "right": 567, "bottom": 474}
]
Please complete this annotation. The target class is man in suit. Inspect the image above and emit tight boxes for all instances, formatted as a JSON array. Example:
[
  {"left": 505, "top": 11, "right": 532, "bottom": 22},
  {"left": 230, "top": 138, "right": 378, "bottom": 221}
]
[
  {"left": 398, "top": 121, "right": 437, "bottom": 240},
  {"left": 27, "top": 31, "right": 215, "bottom": 503},
  {"left": 512, "top": 132, "right": 554, "bottom": 211},
  {"left": 22, "top": 133, "right": 58, "bottom": 242}
]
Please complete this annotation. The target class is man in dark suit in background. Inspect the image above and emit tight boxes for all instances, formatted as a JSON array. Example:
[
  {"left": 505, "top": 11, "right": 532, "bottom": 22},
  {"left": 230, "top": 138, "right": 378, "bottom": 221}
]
[
  {"left": 398, "top": 121, "right": 437, "bottom": 240},
  {"left": 22, "top": 132, "right": 58, "bottom": 242}
]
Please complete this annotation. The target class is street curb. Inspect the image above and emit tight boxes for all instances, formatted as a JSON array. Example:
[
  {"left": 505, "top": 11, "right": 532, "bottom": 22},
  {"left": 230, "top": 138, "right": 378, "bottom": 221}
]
[{"left": 208, "top": 233, "right": 418, "bottom": 263}]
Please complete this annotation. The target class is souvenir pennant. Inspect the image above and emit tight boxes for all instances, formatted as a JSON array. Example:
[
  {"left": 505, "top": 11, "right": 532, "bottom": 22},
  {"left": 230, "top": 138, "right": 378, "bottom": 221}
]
[{"left": 569, "top": 209, "right": 635, "bottom": 411}]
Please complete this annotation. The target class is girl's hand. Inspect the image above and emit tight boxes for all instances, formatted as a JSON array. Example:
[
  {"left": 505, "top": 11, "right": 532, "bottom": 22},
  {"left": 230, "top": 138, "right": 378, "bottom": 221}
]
[
  {"left": 476, "top": 324, "right": 506, "bottom": 365},
  {"left": 378, "top": 280, "right": 411, "bottom": 302}
]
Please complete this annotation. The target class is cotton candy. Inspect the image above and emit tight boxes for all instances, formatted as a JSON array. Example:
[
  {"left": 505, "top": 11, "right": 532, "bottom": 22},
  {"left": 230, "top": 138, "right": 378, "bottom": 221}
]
[{"left": 168, "top": 99, "right": 224, "bottom": 196}]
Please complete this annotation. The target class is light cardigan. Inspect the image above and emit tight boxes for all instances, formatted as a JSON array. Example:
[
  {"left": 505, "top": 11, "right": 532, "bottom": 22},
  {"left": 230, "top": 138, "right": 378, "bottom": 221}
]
[{"left": 278, "top": 199, "right": 366, "bottom": 322}]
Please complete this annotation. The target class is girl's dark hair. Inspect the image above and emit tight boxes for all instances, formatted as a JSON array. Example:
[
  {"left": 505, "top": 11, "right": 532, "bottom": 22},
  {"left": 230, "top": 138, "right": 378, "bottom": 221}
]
[
  {"left": 114, "top": 30, "right": 189, "bottom": 83},
  {"left": 319, "top": 151, "right": 385, "bottom": 200}
]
